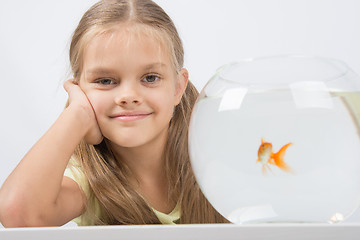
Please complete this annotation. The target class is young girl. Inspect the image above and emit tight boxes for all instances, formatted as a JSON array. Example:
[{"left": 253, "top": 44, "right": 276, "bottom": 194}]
[{"left": 0, "top": 0, "right": 228, "bottom": 226}]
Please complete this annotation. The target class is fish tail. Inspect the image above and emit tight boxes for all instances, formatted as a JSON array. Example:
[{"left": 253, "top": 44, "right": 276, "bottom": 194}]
[
  {"left": 276, "top": 160, "right": 294, "bottom": 173},
  {"left": 275, "top": 143, "right": 292, "bottom": 160},
  {"left": 273, "top": 143, "right": 294, "bottom": 173}
]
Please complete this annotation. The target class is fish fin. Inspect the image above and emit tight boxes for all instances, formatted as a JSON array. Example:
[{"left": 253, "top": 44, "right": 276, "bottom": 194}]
[
  {"left": 262, "top": 164, "right": 275, "bottom": 176},
  {"left": 261, "top": 138, "right": 265, "bottom": 144},
  {"left": 266, "top": 164, "right": 274, "bottom": 174},
  {"left": 273, "top": 143, "right": 295, "bottom": 173},
  {"left": 262, "top": 165, "right": 267, "bottom": 176}
]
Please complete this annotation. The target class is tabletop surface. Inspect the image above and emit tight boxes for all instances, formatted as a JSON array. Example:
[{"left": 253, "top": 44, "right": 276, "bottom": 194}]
[{"left": 1, "top": 223, "right": 360, "bottom": 240}]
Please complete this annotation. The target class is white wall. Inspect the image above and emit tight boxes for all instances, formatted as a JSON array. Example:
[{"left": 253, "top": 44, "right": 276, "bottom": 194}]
[{"left": 1, "top": 0, "right": 360, "bottom": 223}]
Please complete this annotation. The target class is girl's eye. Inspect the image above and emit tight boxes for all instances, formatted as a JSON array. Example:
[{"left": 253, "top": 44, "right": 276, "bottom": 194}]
[
  {"left": 142, "top": 74, "right": 160, "bottom": 83},
  {"left": 96, "top": 79, "right": 115, "bottom": 85}
]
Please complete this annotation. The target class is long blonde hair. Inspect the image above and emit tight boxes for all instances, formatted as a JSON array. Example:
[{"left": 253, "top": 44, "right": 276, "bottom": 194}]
[{"left": 69, "top": 0, "right": 228, "bottom": 224}]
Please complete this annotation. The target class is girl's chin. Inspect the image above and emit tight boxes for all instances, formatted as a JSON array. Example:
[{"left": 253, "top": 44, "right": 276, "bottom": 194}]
[{"left": 105, "top": 137, "right": 148, "bottom": 149}]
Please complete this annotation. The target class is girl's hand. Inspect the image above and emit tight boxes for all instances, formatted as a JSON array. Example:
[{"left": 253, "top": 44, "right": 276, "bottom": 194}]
[{"left": 63, "top": 79, "right": 103, "bottom": 145}]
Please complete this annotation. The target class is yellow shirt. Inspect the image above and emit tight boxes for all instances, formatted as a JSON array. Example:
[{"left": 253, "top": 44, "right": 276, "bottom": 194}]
[{"left": 64, "top": 158, "right": 180, "bottom": 225}]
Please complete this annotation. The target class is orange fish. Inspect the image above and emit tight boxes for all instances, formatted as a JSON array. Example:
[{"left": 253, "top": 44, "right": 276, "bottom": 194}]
[{"left": 257, "top": 138, "right": 294, "bottom": 175}]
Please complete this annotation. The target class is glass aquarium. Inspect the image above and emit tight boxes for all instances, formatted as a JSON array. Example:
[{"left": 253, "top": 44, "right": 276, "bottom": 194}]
[{"left": 188, "top": 55, "right": 360, "bottom": 223}]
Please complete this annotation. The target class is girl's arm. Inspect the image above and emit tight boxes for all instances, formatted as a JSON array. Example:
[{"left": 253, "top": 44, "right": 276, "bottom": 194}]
[{"left": 0, "top": 80, "right": 102, "bottom": 227}]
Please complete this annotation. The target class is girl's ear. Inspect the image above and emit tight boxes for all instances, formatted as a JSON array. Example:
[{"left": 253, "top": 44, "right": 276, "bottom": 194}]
[{"left": 174, "top": 68, "right": 189, "bottom": 106}]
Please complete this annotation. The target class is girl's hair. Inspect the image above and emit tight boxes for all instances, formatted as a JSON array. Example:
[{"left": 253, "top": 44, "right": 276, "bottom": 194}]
[{"left": 70, "top": 0, "right": 228, "bottom": 224}]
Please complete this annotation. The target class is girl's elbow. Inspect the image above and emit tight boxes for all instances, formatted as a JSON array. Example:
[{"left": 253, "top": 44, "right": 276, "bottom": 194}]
[
  {"left": 0, "top": 197, "right": 28, "bottom": 227},
  {"left": 0, "top": 195, "right": 49, "bottom": 227}
]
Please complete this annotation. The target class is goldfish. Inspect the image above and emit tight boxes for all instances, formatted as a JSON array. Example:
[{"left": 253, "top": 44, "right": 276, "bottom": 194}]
[{"left": 257, "top": 138, "right": 294, "bottom": 175}]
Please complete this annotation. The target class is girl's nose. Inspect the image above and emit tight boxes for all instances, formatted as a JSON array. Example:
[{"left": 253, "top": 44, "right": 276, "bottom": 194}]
[{"left": 114, "top": 83, "right": 142, "bottom": 106}]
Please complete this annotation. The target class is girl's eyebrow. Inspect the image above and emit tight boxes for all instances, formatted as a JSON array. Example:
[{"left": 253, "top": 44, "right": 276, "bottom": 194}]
[
  {"left": 85, "top": 63, "right": 168, "bottom": 77},
  {"left": 142, "top": 62, "right": 167, "bottom": 71},
  {"left": 85, "top": 68, "right": 116, "bottom": 77}
]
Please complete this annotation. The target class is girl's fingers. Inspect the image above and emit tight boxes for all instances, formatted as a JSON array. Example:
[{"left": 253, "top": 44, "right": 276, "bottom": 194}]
[
  {"left": 63, "top": 79, "right": 85, "bottom": 104},
  {"left": 63, "top": 79, "right": 77, "bottom": 93}
]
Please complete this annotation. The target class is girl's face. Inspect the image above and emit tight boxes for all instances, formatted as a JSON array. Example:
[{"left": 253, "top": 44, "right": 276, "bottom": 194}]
[{"left": 79, "top": 25, "right": 188, "bottom": 149}]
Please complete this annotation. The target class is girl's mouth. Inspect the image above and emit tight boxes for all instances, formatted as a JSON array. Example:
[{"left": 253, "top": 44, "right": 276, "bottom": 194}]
[{"left": 110, "top": 112, "right": 152, "bottom": 122}]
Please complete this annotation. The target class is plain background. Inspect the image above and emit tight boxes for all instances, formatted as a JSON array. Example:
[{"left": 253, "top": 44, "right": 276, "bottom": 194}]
[{"left": 0, "top": 0, "right": 360, "bottom": 225}]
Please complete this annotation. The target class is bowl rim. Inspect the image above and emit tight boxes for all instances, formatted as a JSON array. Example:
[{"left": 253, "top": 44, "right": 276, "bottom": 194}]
[{"left": 217, "top": 54, "right": 351, "bottom": 86}]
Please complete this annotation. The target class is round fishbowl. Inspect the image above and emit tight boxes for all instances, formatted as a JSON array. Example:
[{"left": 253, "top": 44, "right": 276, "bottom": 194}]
[{"left": 189, "top": 55, "right": 360, "bottom": 224}]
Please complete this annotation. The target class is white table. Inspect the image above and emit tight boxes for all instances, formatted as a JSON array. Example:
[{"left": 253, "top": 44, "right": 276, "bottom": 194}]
[{"left": 1, "top": 223, "right": 360, "bottom": 240}]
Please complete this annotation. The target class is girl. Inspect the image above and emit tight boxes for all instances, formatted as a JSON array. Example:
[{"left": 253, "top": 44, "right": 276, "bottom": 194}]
[{"left": 0, "top": 0, "right": 228, "bottom": 226}]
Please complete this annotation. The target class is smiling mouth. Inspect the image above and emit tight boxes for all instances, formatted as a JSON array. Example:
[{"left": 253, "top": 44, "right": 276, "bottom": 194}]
[{"left": 110, "top": 113, "right": 152, "bottom": 122}]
